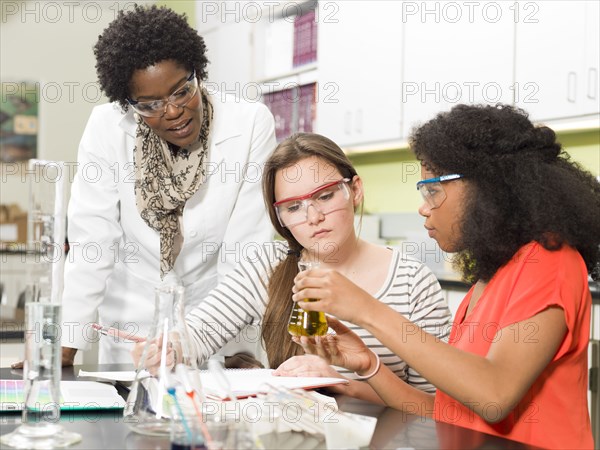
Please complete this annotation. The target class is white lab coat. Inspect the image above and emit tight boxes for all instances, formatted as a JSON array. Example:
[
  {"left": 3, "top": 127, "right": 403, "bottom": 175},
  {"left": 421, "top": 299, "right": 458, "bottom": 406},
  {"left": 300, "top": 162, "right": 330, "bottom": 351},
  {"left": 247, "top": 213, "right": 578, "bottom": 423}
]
[{"left": 61, "top": 91, "right": 277, "bottom": 363}]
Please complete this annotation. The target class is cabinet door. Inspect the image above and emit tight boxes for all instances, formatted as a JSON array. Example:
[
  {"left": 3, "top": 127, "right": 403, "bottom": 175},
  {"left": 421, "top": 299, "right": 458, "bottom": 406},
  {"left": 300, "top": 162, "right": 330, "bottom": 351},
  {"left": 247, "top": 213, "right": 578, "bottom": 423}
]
[
  {"left": 583, "top": 1, "right": 599, "bottom": 116},
  {"left": 402, "top": 10, "right": 514, "bottom": 137},
  {"left": 202, "top": 21, "right": 255, "bottom": 93},
  {"left": 514, "top": 2, "right": 587, "bottom": 121},
  {"left": 316, "top": 1, "right": 403, "bottom": 147}
]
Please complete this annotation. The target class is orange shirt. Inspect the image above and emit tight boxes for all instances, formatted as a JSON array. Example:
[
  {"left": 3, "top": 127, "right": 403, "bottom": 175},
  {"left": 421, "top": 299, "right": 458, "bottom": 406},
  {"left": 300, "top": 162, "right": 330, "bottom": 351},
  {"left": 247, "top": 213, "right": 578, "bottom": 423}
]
[{"left": 434, "top": 242, "right": 593, "bottom": 449}]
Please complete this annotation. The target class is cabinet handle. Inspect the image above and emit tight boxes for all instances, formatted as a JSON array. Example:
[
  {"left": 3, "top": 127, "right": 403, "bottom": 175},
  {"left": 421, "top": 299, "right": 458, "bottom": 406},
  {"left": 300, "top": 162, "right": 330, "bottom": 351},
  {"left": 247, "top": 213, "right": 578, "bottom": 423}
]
[
  {"left": 588, "top": 68, "right": 598, "bottom": 100},
  {"left": 344, "top": 111, "right": 352, "bottom": 135},
  {"left": 567, "top": 72, "right": 577, "bottom": 103},
  {"left": 355, "top": 108, "right": 363, "bottom": 133}
]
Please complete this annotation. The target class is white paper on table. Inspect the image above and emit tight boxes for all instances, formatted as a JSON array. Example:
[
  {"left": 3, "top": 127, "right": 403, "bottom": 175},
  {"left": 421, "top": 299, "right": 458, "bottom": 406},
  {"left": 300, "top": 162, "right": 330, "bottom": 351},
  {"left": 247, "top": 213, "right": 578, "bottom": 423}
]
[
  {"left": 198, "top": 368, "right": 348, "bottom": 400},
  {"left": 77, "top": 369, "right": 145, "bottom": 382},
  {"left": 323, "top": 411, "right": 377, "bottom": 449}
]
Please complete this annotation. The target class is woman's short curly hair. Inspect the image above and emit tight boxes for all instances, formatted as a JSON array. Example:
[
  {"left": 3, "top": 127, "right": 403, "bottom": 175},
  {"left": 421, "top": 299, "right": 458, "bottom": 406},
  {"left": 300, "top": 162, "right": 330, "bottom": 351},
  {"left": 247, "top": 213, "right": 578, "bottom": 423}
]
[
  {"left": 410, "top": 104, "right": 600, "bottom": 282},
  {"left": 94, "top": 4, "right": 209, "bottom": 111}
]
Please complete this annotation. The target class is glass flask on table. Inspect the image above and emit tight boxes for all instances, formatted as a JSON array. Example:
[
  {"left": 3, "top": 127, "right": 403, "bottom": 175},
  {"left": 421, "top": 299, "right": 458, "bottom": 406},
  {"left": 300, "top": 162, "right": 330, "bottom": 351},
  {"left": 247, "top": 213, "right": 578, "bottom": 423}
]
[
  {"left": 124, "top": 282, "right": 197, "bottom": 436},
  {"left": 287, "top": 260, "right": 328, "bottom": 337}
]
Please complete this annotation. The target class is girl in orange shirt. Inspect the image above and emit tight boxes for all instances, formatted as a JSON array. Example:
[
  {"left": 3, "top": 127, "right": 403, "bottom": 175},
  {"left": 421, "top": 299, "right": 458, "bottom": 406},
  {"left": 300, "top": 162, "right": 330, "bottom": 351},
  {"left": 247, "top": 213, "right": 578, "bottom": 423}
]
[{"left": 286, "top": 104, "right": 600, "bottom": 449}]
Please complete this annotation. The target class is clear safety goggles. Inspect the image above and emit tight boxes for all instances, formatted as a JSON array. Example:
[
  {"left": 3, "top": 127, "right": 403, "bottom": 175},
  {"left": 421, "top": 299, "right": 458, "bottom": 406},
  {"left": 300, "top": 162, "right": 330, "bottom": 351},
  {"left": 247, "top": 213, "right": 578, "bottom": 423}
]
[
  {"left": 274, "top": 178, "right": 351, "bottom": 228},
  {"left": 416, "top": 173, "right": 463, "bottom": 209},
  {"left": 127, "top": 71, "right": 198, "bottom": 118}
]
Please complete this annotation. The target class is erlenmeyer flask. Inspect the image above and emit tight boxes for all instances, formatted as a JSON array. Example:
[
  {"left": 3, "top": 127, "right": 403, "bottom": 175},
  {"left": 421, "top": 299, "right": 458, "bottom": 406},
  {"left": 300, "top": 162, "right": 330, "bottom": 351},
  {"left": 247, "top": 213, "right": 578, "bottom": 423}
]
[
  {"left": 124, "top": 283, "right": 197, "bottom": 436},
  {"left": 287, "top": 260, "right": 328, "bottom": 337}
]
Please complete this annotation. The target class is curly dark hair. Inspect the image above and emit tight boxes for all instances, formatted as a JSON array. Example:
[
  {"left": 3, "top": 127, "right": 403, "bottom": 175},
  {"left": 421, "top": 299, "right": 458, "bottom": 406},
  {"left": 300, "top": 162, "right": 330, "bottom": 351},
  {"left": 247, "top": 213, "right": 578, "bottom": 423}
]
[
  {"left": 410, "top": 104, "right": 600, "bottom": 282},
  {"left": 93, "top": 4, "right": 209, "bottom": 111}
]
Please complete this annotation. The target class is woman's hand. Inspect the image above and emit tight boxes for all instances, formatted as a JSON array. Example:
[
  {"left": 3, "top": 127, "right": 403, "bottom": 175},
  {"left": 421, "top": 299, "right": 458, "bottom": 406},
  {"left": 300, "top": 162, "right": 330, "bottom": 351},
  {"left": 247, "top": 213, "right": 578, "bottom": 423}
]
[
  {"left": 131, "top": 337, "right": 174, "bottom": 376},
  {"left": 11, "top": 347, "right": 77, "bottom": 369},
  {"left": 292, "top": 269, "right": 376, "bottom": 325},
  {"left": 292, "top": 317, "right": 373, "bottom": 374},
  {"left": 61, "top": 347, "right": 77, "bottom": 366},
  {"left": 274, "top": 354, "right": 340, "bottom": 378},
  {"left": 274, "top": 354, "right": 348, "bottom": 394}
]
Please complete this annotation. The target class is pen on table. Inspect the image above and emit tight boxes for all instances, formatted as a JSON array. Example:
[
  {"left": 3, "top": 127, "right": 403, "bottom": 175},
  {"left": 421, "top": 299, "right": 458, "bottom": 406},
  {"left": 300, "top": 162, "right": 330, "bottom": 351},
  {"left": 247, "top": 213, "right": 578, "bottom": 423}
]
[{"left": 91, "top": 323, "right": 145, "bottom": 343}]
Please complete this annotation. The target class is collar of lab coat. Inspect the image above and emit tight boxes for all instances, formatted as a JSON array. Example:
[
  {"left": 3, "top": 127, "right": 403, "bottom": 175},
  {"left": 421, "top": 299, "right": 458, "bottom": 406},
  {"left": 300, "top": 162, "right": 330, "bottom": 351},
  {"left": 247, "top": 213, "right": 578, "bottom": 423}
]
[{"left": 117, "top": 90, "right": 242, "bottom": 146}]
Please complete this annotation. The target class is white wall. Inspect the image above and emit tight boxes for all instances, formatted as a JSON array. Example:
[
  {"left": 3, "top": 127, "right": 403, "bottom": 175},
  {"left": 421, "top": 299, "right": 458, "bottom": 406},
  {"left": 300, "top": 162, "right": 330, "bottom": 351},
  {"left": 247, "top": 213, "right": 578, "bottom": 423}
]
[{"left": 0, "top": 1, "right": 153, "bottom": 210}]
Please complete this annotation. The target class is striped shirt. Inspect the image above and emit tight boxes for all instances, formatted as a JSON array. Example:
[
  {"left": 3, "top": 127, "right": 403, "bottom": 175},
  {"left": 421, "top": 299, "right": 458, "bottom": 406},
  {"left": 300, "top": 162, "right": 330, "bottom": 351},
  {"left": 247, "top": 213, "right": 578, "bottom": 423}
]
[{"left": 186, "top": 241, "right": 451, "bottom": 392}]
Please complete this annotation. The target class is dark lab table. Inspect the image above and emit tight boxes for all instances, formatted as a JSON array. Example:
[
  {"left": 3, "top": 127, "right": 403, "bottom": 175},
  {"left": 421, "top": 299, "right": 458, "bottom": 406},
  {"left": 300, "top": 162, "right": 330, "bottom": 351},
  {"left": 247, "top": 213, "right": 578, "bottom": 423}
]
[{"left": 0, "top": 364, "right": 541, "bottom": 450}]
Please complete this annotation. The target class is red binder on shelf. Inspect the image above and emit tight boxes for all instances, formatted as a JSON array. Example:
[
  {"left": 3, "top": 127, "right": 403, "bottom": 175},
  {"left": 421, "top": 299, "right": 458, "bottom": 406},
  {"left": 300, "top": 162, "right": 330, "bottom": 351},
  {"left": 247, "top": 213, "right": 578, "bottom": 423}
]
[{"left": 293, "top": 9, "right": 317, "bottom": 67}]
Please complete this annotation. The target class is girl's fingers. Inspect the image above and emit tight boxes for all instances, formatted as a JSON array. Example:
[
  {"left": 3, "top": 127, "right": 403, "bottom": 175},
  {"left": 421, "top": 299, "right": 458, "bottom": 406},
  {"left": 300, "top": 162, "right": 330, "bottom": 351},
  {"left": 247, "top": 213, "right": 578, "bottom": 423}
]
[
  {"left": 324, "top": 335, "right": 340, "bottom": 357},
  {"left": 292, "top": 288, "right": 321, "bottom": 304},
  {"left": 165, "top": 348, "right": 175, "bottom": 368},
  {"left": 297, "top": 335, "right": 318, "bottom": 354},
  {"left": 313, "top": 335, "right": 332, "bottom": 360},
  {"left": 325, "top": 316, "right": 351, "bottom": 334}
]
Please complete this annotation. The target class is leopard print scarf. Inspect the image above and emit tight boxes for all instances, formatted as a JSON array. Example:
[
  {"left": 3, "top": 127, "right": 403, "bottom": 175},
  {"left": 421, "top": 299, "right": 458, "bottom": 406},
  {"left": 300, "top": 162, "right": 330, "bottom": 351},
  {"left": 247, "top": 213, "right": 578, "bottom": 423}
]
[{"left": 133, "top": 87, "right": 213, "bottom": 279}]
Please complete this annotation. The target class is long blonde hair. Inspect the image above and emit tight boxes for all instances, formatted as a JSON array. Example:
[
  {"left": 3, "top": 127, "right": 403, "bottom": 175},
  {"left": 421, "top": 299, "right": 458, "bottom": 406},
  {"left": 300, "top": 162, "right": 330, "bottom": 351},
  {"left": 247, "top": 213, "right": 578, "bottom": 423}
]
[{"left": 261, "top": 133, "right": 358, "bottom": 368}]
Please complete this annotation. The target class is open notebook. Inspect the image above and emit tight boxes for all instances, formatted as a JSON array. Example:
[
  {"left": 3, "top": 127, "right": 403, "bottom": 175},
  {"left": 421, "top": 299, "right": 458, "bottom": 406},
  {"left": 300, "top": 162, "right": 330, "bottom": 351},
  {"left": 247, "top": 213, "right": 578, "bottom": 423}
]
[
  {"left": 198, "top": 368, "right": 349, "bottom": 400},
  {"left": 0, "top": 380, "right": 126, "bottom": 412},
  {"left": 78, "top": 368, "right": 348, "bottom": 401}
]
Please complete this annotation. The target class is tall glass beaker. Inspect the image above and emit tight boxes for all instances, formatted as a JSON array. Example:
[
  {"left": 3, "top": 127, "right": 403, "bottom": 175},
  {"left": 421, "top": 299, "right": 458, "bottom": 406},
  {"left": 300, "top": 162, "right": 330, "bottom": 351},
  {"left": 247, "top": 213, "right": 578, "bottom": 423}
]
[
  {"left": 27, "top": 160, "right": 68, "bottom": 304},
  {"left": 0, "top": 303, "right": 81, "bottom": 449},
  {"left": 124, "top": 284, "right": 196, "bottom": 436},
  {"left": 1, "top": 158, "right": 78, "bottom": 449}
]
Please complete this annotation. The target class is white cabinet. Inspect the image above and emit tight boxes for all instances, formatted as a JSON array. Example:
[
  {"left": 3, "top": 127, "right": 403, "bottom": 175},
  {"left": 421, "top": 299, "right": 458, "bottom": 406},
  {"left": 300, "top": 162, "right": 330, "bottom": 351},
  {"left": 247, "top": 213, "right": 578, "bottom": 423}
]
[
  {"left": 514, "top": 1, "right": 599, "bottom": 121},
  {"left": 583, "top": 1, "right": 599, "bottom": 116},
  {"left": 316, "top": 1, "right": 403, "bottom": 147},
  {"left": 253, "top": 16, "right": 296, "bottom": 82},
  {"left": 195, "top": 1, "right": 264, "bottom": 97},
  {"left": 402, "top": 14, "right": 514, "bottom": 137},
  {"left": 197, "top": 1, "right": 598, "bottom": 151},
  {"left": 200, "top": 21, "right": 255, "bottom": 95}
]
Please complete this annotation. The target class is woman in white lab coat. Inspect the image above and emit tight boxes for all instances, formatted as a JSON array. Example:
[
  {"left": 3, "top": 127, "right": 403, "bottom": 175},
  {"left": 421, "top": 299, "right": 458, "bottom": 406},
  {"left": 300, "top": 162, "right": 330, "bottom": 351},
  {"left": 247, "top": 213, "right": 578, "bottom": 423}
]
[{"left": 54, "top": 5, "right": 276, "bottom": 365}]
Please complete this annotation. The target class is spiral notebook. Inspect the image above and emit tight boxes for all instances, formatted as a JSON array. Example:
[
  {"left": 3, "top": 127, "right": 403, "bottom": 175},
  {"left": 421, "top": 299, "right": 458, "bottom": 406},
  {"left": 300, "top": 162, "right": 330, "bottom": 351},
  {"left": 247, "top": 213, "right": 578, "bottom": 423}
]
[{"left": 0, "top": 380, "right": 126, "bottom": 412}]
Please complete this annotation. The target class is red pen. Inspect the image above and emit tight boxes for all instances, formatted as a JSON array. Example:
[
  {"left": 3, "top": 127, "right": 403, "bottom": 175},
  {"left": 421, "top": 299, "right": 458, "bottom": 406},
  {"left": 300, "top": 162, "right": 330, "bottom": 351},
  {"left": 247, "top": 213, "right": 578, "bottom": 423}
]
[{"left": 91, "top": 323, "right": 145, "bottom": 343}]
